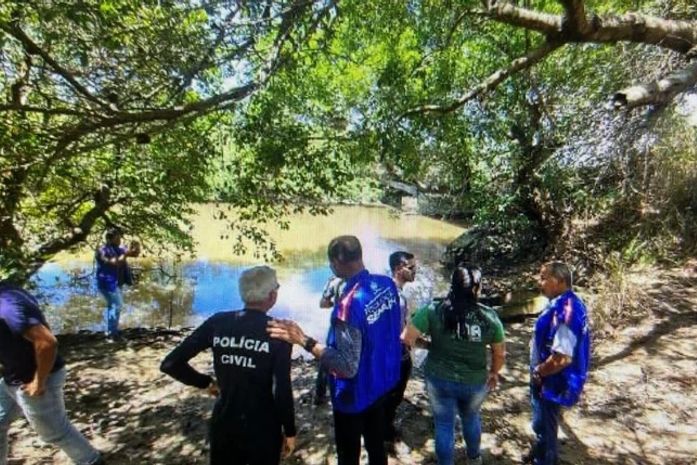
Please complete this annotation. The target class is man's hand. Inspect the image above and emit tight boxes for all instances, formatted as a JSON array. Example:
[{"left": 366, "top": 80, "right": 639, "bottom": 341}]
[
  {"left": 22, "top": 378, "right": 46, "bottom": 397},
  {"left": 486, "top": 371, "right": 499, "bottom": 390},
  {"left": 531, "top": 368, "right": 542, "bottom": 386},
  {"left": 267, "top": 319, "right": 306, "bottom": 346},
  {"left": 207, "top": 380, "right": 220, "bottom": 397},
  {"left": 282, "top": 435, "right": 296, "bottom": 458}
]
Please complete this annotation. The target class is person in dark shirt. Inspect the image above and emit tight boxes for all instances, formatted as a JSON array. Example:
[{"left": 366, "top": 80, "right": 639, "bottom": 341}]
[
  {"left": 0, "top": 282, "right": 103, "bottom": 465},
  {"left": 268, "top": 236, "right": 401, "bottom": 465},
  {"left": 95, "top": 227, "right": 140, "bottom": 340},
  {"left": 160, "top": 266, "right": 296, "bottom": 465}
]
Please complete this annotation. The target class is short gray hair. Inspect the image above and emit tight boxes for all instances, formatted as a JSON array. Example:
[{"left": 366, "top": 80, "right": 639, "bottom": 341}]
[
  {"left": 543, "top": 261, "right": 573, "bottom": 287},
  {"left": 239, "top": 266, "right": 278, "bottom": 303}
]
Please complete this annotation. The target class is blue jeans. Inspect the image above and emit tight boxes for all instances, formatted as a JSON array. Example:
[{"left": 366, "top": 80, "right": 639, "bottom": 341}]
[
  {"left": 426, "top": 375, "right": 488, "bottom": 465},
  {"left": 530, "top": 385, "right": 561, "bottom": 465},
  {"left": 100, "top": 287, "right": 123, "bottom": 336},
  {"left": 0, "top": 368, "right": 101, "bottom": 465}
]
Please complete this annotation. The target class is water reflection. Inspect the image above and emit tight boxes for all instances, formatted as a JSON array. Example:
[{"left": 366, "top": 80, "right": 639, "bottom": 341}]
[{"left": 33, "top": 206, "right": 464, "bottom": 339}]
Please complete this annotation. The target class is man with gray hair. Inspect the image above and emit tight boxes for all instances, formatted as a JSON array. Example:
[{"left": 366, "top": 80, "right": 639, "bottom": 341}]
[
  {"left": 161, "top": 266, "right": 296, "bottom": 465},
  {"left": 527, "top": 261, "right": 590, "bottom": 465}
]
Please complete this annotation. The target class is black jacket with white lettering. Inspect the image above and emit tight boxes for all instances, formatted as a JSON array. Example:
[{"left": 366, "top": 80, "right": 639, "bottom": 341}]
[{"left": 161, "top": 309, "right": 296, "bottom": 438}]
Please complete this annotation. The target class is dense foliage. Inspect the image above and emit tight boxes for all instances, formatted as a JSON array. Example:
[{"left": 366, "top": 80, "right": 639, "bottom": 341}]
[{"left": 2, "top": 0, "right": 696, "bottom": 280}]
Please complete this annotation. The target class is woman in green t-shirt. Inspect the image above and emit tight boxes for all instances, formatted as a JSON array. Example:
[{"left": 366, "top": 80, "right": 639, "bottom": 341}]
[{"left": 402, "top": 265, "right": 506, "bottom": 465}]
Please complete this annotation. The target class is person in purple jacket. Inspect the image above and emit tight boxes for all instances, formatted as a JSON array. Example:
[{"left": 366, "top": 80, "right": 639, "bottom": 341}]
[
  {"left": 0, "top": 282, "right": 103, "bottom": 465},
  {"left": 95, "top": 228, "right": 140, "bottom": 340}
]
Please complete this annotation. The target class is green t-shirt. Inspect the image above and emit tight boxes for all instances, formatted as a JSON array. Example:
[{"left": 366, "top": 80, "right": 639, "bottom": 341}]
[{"left": 411, "top": 300, "right": 505, "bottom": 385}]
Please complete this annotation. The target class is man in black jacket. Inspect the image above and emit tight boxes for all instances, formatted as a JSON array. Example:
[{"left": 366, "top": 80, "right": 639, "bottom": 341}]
[{"left": 161, "top": 266, "right": 295, "bottom": 465}]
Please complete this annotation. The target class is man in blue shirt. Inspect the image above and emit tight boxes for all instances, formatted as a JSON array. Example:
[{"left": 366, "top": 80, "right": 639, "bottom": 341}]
[
  {"left": 268, "top": 235, "right": 402, "bottom": 465},
  {"left": 95, "top": 228, "right": 140, "bottom": 340},
  {"left": 528, "top": 262, "right": 591, "bottom": 465},
  {"left": 0, "top": 282, "right": 103, "bottom": 465}
]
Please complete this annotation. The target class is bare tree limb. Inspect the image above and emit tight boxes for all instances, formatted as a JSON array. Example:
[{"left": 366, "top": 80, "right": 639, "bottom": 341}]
[
  {"left": 401, "top": 41, "right": 564, "bottom": 117},
  {"left": 486, "top": 1, "right": 697, "bottom": 53},
  {"left": 613, "top": 61, "right": 697, "bottom": 108},
  {"left": 485, "top": 2, "right": 561, "bottom": 35}
]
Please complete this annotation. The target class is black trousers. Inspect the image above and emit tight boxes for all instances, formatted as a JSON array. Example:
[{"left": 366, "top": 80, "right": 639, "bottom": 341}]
[
  {"left": 383, "top": 355, "right": 413, "bottom": 441},
  {"left": 333, "top": 397, "right": 387, "bottom": 465},
  {"left": 209, "top": 428, "right": 281, "bottom": 465}
]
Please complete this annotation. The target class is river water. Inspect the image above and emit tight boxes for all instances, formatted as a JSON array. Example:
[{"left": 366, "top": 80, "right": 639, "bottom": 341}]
[{"left": 34, "top": 205, "right": 466, "bottom": 339}]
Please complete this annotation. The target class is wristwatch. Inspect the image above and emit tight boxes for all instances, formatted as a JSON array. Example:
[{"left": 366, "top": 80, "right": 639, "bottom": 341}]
[{"left": 303, "top": 336, "right": 318, "bottom": 353}]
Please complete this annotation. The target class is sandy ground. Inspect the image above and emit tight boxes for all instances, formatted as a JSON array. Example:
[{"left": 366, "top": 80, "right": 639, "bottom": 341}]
[{"left": 6, "top": 266, "right": 697, "bottom": 465}]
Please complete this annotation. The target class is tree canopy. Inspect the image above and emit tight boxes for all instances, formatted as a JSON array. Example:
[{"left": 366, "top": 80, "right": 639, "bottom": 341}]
[
  {"left": 1, "top": 0, "right": 338, "bottom": 280},
  {"left": 2, "top": 0, "right": 696, "bottom": 280}
]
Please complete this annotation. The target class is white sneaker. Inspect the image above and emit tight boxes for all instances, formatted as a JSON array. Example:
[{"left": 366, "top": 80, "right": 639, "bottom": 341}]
[{"left": 467, "top": 456, "right": 483, "bottom": 465}]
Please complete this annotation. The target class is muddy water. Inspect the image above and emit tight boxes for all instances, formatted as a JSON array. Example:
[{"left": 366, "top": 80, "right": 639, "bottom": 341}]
[{"left": 34, "top": 205, "right": 466, "bottom": 338}]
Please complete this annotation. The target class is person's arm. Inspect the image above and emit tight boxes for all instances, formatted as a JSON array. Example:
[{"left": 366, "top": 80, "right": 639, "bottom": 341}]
[
  {"left": 97, "top": 247, "right": 125, "bottom": 265},
  {"left": 401, "top": 323, "right": 422, "bottom": 347},
  {"left": 160, "top": 322, "right": 214, "bottom": 390},
  {"left": 21, "top": 324, "right": 58, "bottom": 396},
  {"left": 487, "top": 342, "right": 506, "bottom": 389},
  {"left": 532, "top": 323, "right": 575, "bottom": 384},
  {"left": 318, "top": 321, "right": 361, "bottom": 378},
  {"left": 267, "top": 319, "right": 362, "bottom": 378},
  {"left": 272, "top": 342, "right": 296, "bottom": 456},
  {"left": 402, "top": 304, "right": 432, "bottom": 349}
]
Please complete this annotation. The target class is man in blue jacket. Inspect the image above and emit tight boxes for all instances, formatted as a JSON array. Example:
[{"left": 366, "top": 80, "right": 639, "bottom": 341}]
[
  {"left": 528, "top": 262, "right": 591, "bottom": 465},
  {"left": 268, "top": 235, "right": 402, "bottom": 465}
]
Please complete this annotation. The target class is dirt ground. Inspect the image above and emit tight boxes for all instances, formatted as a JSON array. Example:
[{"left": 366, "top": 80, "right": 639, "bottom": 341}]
[{"left": 6, "top": 265, "right": 697, "bottom": 465}]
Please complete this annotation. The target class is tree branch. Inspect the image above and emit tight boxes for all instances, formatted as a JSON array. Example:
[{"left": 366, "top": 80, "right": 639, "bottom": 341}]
[
  {"left": 486, "top": 1, "right": 697, "bottom": 53},
  {"left": 559, "top": 0, "right": 588, "bottom": 35},
  {"left": 485, "top": 1, "right": 561, "bottom": 35},
  {"left": 612, "top": 61, "right": 697, "bottom": 108},
  {"left": 1, "top": 22, "right": 108, "bottom": 109},
  {"left": 401, "top": 41, "right": 564, "bottom": 117},
  {"left": 27, "top": 185, "right": 113, "bottom": 275}
]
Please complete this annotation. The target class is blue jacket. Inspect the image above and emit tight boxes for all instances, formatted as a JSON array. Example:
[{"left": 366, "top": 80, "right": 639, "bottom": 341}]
[
  {"left": 533, "top": 290, "right": 591, "bottom": 407},
  {"left": 95, "top": 244, "right": 130, "bottom": 292},
  {"left": 327, "top": 269, "right": 401, "bottom": 413}
]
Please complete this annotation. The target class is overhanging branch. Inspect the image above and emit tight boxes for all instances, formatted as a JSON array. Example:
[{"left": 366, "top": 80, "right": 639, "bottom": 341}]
[
  {"left": 1, "top": 23, "right": 108, "bottom": 109},
  {"left": 401, "top": 41, "right": 563, "bottom": 117},
  {"left": 486, "top": 1, "right": 697, "bottom": 53},
  {"left": 613, "top": 62, "right": 697, "bottom": 109}
]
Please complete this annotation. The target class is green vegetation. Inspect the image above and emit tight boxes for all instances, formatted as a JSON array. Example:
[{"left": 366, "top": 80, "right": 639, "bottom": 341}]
[{"left": 2, "top": 0, "right": 697, "bottom": 282}]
